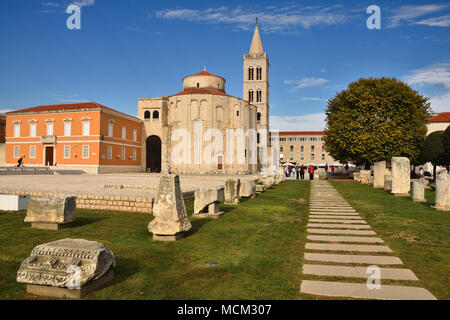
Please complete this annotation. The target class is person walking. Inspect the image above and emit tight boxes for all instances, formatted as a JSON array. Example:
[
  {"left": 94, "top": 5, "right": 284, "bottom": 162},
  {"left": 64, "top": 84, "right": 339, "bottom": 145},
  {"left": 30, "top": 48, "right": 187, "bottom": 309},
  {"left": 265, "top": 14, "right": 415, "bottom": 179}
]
[
  {"left": 300, "top": 165, "right": 305, "bottom": 180},
  {"left": 308, "top": 165, "right": 314, "bottom": 180},
  {"left": 17, "top": 155, "right": 25, "bottom": 168},
  {"left": 296, "top": 166, "right": 300, "bottom": 180}
]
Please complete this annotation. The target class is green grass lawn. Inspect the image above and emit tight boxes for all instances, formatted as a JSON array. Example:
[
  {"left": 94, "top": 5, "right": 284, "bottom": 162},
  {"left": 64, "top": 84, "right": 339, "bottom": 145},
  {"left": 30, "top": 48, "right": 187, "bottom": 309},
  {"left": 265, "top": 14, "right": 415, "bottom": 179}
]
[
  {"left": 330, "top": 181, "right": 450, "bottom": 300},
  {"left": 0, "top": 180, "right": 314, "bottom": 300}
]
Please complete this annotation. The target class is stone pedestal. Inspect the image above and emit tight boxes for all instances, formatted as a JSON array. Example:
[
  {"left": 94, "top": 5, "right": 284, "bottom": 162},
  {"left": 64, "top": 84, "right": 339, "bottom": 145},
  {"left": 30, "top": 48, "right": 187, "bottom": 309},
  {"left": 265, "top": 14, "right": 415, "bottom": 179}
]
[
  {"left": 412, "top": 181, "right": 426, "bottom": 202},
  {"left": 25, "top": 196, "right": 76, "bottom": 230},
  {"left": 193, "top": 187, "right": 224, "bottom": 218},
  {"left": 435, "top": 172, "right": 450, "bottom": 211},
  {"left": 148, "top": 175, "right": 192, "bottom": 240},
  {"left": 17, "top": 238, "right": 115, "bottom": 299},
  {"left": 391, "top": 157, "right": 410, "bottom": 196},
  {"left": 384, "top": 175, "right": 392, "bottom": 192},
  {"left": 225, "top": 179, "right": 240, "bottom": 204},
  {"left": 360, "top": 170, "right": 372, "bottom": 184},
  {"left": 373, "top": 161, "right": 386, "bottom": 188}
]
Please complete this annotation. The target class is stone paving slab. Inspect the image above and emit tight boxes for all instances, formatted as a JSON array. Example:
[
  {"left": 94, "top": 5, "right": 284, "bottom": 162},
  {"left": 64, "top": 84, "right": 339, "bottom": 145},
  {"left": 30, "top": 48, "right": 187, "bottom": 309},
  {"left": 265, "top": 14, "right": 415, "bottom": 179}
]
[
  {"left": 300, "top": 280, "right": 437, "bottom": 300},
  {"left": 307, "top": 235, "right": 384, "bottom": 243},
  {"left": 310, "top": 215, "right": 363, "bottom": 220},
  {"left": 307, "top": 228, "right": 377, "bottom": 235},
  {"left": 304, "top": 253, "right": 403, "bottom": 265},
  {"left": 307, "top": 223, "right": 372, "bottom": 229},
  {"left": 307, "top": 212, "right": 360, "bottom": 216},
  {"left": 309, "top": 219, "right": 368, "bottom": 224},
  {"left": 306, "top": 243, "right": 393, "bottom": 253},
  {"left": 303, "top": 264, "right": 418, "bottom": 280},
  {"left": 311, "top": 208, "right": 356, "bottom": 212}
]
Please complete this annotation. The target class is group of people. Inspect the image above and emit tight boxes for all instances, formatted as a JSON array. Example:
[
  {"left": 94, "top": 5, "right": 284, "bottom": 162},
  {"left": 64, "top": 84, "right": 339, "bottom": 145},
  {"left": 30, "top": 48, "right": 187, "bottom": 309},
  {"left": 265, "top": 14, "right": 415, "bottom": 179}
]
[{"left": 284, "top": 163, "right": 339, "bottom": 180}]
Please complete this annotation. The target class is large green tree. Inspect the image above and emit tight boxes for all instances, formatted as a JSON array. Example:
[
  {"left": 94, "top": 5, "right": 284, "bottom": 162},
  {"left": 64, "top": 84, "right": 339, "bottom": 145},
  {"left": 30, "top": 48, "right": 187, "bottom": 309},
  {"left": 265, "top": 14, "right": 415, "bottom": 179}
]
[
  {"left": 324, "top": 77, "right": 431, "bottom": 167},
  {"left": 419, "top": 128, "right": 450, "bottom": 179}
]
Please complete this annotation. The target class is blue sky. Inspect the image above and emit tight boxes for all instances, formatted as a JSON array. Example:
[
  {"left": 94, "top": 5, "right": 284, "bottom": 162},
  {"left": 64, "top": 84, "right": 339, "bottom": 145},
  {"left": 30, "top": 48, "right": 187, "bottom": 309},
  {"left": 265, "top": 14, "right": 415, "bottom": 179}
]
[{"left": 0, "top": 0, "right": 449, "bottom": 130}]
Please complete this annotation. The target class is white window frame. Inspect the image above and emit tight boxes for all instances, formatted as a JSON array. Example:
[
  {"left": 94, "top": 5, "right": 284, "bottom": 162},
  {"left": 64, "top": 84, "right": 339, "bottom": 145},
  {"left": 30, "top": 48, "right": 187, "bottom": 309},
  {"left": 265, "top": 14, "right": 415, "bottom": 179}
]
[
  {"left": 14, "top": 124, "right": 20, "bottom": 137},
  {"left": 132, "top": 149, "right": 136, "bottom": 161},
  {"left": 121, "top": 147, "right": 125, "bottom": 160},
  {"left": 82, "top": 145, "right": 89, "bottom": 159},
  {"left": 13, "top": 146, "right": 20, "bottom": 158},
  {"left": 108, "top": 121, "right": 114, "bottom": 137},
  {"left": 29, "top": 123, "right": 36, "bottom": 137},
  {"left": 46, "top": 122, "right": 54, "bottom": 136},
  {"left": 64, "top": 145, "right": 71, "bottom": 159},
  {"left": 29, "top": 145, "right": 36, "bottom": 159},
  {"left": 133, "top": 129, "right": 137, "bottom": 142},
  {"left": 107, "top": 146, "right": 112, "bottom": 160},
  {"left": 64, "top": 122, "right": 72, "bottom": 137},
  {"left": 82, "top": 121, "right": 90, "bottom": 136},
  {"left": 122, "top": 126, "right": 126, "bottom": 140}
]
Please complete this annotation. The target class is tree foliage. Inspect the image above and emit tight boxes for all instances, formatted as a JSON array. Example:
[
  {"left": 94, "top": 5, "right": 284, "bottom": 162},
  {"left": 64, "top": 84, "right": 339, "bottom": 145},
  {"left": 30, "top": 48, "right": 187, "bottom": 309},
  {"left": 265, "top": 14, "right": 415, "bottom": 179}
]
[
  {"left": 324, "top": 77, "right": 431, "bottom": 166},
  {"left": 420, "top": 131, "right": 445, "bottom": 165}
]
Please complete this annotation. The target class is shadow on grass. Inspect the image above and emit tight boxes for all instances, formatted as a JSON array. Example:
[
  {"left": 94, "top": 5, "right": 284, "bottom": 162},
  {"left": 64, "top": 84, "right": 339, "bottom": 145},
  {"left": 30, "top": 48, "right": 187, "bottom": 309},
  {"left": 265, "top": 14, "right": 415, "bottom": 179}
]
[
  {"left": 186, "top": 218, "right": 212, "bottom": 237},
  {"left": 71, "top": 216, "right": 107, "bottom": 228},
  {"left": 101, "top": 257, "right": 141, "bottom": 289}
]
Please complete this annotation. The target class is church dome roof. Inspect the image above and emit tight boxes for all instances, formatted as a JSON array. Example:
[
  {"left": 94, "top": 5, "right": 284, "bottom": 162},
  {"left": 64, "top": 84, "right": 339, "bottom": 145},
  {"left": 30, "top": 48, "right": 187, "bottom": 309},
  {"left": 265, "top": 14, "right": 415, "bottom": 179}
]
[{"left": 182, "top": 69, "right": 226, "bottom": 92}]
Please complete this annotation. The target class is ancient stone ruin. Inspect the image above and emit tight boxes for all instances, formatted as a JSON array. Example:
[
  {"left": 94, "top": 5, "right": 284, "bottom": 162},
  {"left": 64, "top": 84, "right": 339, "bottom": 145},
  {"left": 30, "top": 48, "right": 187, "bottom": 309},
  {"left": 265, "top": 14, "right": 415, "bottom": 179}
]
[
  {"left": 359, "top": 170, "right": 372, "bottom": 185},
  {"left": 384, "top": 174, "right": 392, "bottom": 192},
  {"left": 391, "top": 157, "right": 410, "bottom": 196},
  {"left": 17, "top": 238, "right": 115, "bottom": 299},
  {"left": 224, "top": 179, "right": 240, "bottom": 205},
  {"left": 148, "top": 175, "right": 192, "bottom": 241},
  {"left": 24, "top": 196, "right": 76, "bottom": 230},
  {"left": 435, "top": 172, "right": 450, "bottom": 211},
  {"left": 373, "top": 161, "right": 386, "bottom": 188},
  {"left": 239, "top": 180, "right": 256, "bottom": 198},
  {"left": 193, "top": 186, "right": 224, "bottom": 218},
  {"left": 412, "top": 181, "right": 426, "bottom": 203}
]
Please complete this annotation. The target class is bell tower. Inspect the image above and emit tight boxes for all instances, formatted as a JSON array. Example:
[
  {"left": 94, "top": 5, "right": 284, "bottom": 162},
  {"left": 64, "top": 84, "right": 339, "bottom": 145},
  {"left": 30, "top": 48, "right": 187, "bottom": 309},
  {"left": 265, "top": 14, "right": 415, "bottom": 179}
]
[{"left": 243, "top": 18, "right": 269, "bottom": 134}]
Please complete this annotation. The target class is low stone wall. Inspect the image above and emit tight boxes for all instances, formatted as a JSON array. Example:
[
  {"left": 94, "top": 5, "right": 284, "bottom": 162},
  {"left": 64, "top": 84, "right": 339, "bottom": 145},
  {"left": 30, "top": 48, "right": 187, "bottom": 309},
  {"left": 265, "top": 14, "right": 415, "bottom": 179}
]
[
  {"left": 0, "top": 189, "right": 196, "bottom": 214},
  {"left": 0, "top": 189, "right": 153, "bottom": 214}
]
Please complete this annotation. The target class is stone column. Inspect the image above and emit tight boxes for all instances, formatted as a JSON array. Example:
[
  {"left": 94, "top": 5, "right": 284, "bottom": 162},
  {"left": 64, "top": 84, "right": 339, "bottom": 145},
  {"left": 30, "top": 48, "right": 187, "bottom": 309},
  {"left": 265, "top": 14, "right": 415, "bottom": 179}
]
[
  {"left": 412, "top": 181, "right": 425, "bottom": 202},
  {"left": 435, "top": 172, "right": 450, "bottom": 211},
  {"left": 373, "top": 161, "right": 386, "bottom": 188},
  {"left": 391, "top": 157, "right": 410, "bottom": 196},
  {"left": 384, "top": 174, "right": 392, "bottom": 192},
  {"left": 225, "top": 179, "right": 240, "bottom": 205}
]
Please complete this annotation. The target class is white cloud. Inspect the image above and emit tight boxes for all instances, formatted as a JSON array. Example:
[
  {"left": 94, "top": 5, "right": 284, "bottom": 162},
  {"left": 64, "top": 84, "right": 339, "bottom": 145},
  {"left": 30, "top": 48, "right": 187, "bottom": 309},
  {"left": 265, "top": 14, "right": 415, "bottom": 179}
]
[
  {"left": 284, "top": 77, "right": 328, "bottom": 91},
  {"left": 416, "top": 14, "right": 450, "bottom": 27},
  {"left": 0, "top": 109, "right": 14, "bottom": 114},
  {"left": 153, "top": 5, "right": 348, "bottom": 34},
  {"left": 270, "top": 113, "right": 326, "bottom": 131},
  {"left": 388, "top": 4, "right": 450, "bottom": 28},
  {"left": 72, "top": 0, "right": 95, "bottom": 8},
  {"left": 404, "top": 62, "right": 450, "bottom": 113},
  {"left": 299, "top": 97, "right": 327, "bottom": 102},
  {"left": 42, "top": 2, "right": 60, "bottom": 7}
]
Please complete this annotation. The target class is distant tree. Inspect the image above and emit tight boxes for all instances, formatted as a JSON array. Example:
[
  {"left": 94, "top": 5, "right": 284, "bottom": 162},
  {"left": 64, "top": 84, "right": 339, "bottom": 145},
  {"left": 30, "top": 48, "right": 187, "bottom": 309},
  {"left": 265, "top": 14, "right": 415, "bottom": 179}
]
[
  {"left": 443, "top": 125, "right": 450, "bottom": 170},
  {"left": 324, "top": 77, "right": 431, "bottom": 168},
  {"left": 420, "top": 130, "right": 447, "bottom": 180}
]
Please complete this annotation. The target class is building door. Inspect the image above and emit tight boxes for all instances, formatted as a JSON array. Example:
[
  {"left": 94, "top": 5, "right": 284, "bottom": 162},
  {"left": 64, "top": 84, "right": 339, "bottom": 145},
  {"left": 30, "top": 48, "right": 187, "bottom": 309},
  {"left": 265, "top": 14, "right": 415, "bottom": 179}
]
[
  {"left": 218, "top": 156, "right": 223, "bottom": 170},
  {"left": 146, "top": 135, "right": 161, "bottom": 173},
  {"left": 45, "top": 146, "right": 54, "bottom": 166}
]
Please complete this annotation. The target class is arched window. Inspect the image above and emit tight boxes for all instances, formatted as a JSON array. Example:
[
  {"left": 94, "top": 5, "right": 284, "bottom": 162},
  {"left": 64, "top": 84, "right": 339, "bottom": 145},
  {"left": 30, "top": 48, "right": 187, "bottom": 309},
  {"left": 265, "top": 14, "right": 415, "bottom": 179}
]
[
  {"left": 153, "top": 110, "right": 159, "bottom": 120},
  {"left": 144, "top": 110, "right": 150, "bottom": 119},
  {"left": 248, "top": 90, "right": 254, "bottom": 102},
  {"left": 248, "top": 67, "right": 254, "bottom": 80},
  {"left": 256, "top": 90, "right": 262, "bottom": 102},
  {"left": 257, "top": 133, "right": 260, "bottom": 144},
  {"left": 256, "top": 67, "right": 262, "bottom": 80},
  {"left": 257, "top": 112, "right": 261, "bottom": 122}
]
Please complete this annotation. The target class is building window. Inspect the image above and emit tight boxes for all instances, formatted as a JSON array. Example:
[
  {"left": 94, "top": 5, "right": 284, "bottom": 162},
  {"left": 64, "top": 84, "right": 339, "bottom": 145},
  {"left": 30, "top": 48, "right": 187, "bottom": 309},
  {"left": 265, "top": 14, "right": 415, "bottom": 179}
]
[
  {"left": 133, "top": 129, "right": 137, "bottom": 142},
  {"left": 64, "top": 122, "right": 71, "bottom": 137},
  {"left": 121, "top": 147, "right": 125, "bottom": 160},
  {"left": 311, "top": 154, "right": 315, "bottom": 161},
  {"left": 257, "top": 112, "right": 261, "bottom": 122},
  {"left": 322, "top": 145, "right": 325, "bottom": 152},
  {"left": 321, "top": 154, "right": 325, "bottom": 161},
  {"left": 82, "top": 121, "right": 90, "bottom": 136},
  {"left": 256, "top": 67, "right": 262, "bottom": 80},
  {"left": 256, "top": 90, "right": 262, "bottom": 102},
  {"left": 280, "top": 146, "right": 283, "bottom": 152},
  {"left": 257, "top": 133, "right": 260, "bottom": 144},
  {"left": 14, "top": 124, "right": 20, "bottom": 137},
  {"left": 197, "top": 83, "right": 200, "bottom": 88},
  {"left": 107, "top": 146, "right": 112, "bottom": 160},
  {"left": 300, "top": 145, "right": 304, "bottom": 152},
  {"left": 82, "top": 145, "right": 89, "bottom": 159},
  {"left": 144, "top": 110, "right": 150, "bottom": 119},
  {"left": 64, "top": 145, "right": 71, "bottom": 159},
  {"left": 236, "top": 110, "right": 240, "bottom": 117},
  {"left": 248, "top": 90, "right": 254, "bottom": 102},
  {"left": 30, "top": 123, "right": 36, "bottom": 137},
  {"left": 122, "top": 126, "right": 126, "bottom": 140},
  {"left": 133, "top": 149, "right": 137, "bottom": 161},
  {"left": 46, "top": 122, "right": 54, "bottom": 136},
  {"left": 29, "top": 146, "right": 36, "bottom": 159},
  {"left": 248, "top": 67, "right": 254, "bottom": 80},
  {"left": 108, "top": 121, "right": 114, "bottom": 137},
  {"left": 14, "top": 146, "right": 20, "bottom": 158},
  {"left": 153, "top": 110, "right": 159, "bottom": 120},
  {"left": 290, "top": 145, "right": 294, "bottom": 152},
  {"left": 311, "top": 146, "right": 315, "bottom": 152},
  {"left": 300, "top": 154, "right": 304, "bottom": 160}
]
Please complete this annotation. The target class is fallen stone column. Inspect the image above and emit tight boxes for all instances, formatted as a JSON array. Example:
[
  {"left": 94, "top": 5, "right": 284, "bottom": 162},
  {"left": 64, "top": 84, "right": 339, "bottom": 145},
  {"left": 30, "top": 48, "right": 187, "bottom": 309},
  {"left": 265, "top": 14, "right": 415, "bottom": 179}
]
[
  {"left": 24, "top": 196, "right": 76, "bottom": 230},
  {"left": 193, "top": 186, "right": 224, "bottom": 219},
  {"left": 17, "top": 238, "right": 115, "bottom": 299}
]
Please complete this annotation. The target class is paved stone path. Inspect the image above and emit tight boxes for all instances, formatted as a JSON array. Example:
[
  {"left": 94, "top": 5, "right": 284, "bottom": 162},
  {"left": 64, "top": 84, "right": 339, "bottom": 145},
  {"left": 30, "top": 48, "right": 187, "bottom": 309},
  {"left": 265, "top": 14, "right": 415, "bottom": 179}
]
[{"left": 300, "top": 181, "right": 437, "bottom": 300}]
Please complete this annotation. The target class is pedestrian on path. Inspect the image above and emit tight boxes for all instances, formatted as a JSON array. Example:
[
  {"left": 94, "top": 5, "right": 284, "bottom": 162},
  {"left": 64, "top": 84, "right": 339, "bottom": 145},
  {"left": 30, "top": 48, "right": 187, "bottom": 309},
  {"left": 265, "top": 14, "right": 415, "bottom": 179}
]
[{"left": 300, "top": 165, "right": 305, "bottom": 180}]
